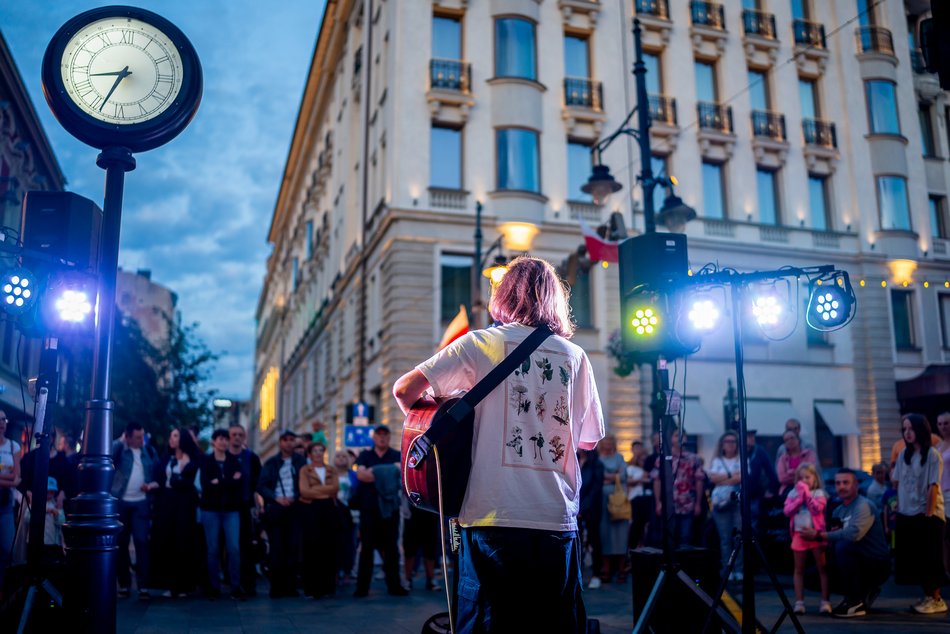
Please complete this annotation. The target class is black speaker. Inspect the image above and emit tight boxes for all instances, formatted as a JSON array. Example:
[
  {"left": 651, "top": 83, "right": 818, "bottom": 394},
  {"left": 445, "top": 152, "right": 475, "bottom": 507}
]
[
  {"left": 618, "top": 232, "right": 689, "bottom": 297},
  {"left": 630, "top": 546, "right": 721, "bottom": 633},
  {"left": 20, "top": 191, "right": 102, "bottom": 273}
]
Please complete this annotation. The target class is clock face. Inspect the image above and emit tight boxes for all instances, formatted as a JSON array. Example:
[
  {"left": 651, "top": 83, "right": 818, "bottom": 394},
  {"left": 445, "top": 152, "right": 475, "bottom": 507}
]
[{"left": 60, "top": 17, "right": 184, "bottom": 125}]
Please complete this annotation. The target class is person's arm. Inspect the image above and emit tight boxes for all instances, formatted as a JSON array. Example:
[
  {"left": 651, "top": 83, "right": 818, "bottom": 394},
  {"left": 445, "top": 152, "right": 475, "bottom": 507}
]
[
  {"left": 393, "top": 369, "right": 431, "bottom": 415},
  {"left": 708, "top": 459, "right": 729, "bottom": 485},
  {"left": 256, "top": 461, "right": 278, "bottom": 504},
  {"left": 314, "top": 469, "right": 340, "bottom": 497},
  {"left": 806, "top": 488, "right": 827, "bottom": 516},
  {"left": 824, "top": 500, "right": 874, "bottom": 542},
  {"left": 0, "top": 447, "right": 20, "bottom": 488},
  {"left": 299, "top": 467, "right": 315, "bottom": 502},
  {"left": 783, "top": 485, "right": 805, "bottom": 517},
  {"left": 776, "top": 455, "right": 793, "bottom": 487}
]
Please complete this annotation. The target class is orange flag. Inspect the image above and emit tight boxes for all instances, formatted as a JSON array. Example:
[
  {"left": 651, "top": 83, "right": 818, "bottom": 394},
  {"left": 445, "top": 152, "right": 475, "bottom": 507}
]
[{"left": 437, "top": 305, "right": 469, "bottom": 350}]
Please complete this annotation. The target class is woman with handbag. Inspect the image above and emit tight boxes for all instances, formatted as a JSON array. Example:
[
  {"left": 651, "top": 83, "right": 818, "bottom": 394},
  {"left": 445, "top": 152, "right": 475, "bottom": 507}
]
[
  {"left": 708, "top": 431, "right": 743, "bottom": 581},
  {"left": 599, "top": 434, "right": 630, "bottom": 584},
  {"left": 299, "top": 440, "right": 340, "bottom": 599}
]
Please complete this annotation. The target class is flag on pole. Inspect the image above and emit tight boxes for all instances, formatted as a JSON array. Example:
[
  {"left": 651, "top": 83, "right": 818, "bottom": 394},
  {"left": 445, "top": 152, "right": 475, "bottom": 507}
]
[
  {"left": 437, "top": 305, "right": 469, "bottom": 350},
  {"left": 579, "top": 219, "right": 619, "bottom": 263}
]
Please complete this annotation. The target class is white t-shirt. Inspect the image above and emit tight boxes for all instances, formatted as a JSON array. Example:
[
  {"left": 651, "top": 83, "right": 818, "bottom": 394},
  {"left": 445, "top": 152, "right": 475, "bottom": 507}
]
[
  {"left": 893, "top": 447, "right": 944, "bottom": 518},
  {"left": 418, "top": 323, "right": 605, "bottom": 531},
  {"left": 627, "top": 465, "right": 645, "bottom": 500},
  {"left": 0, "top": 439, "right": 19, "bottom": 474},
  {"left": 708, "top": 455, "right": 741, "bottom": 501},
  {"left": 123, "top": 448, "right": 146, "bottom": 502}
]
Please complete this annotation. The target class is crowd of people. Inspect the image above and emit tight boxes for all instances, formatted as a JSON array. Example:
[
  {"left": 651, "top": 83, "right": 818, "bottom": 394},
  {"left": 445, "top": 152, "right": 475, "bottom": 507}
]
[{"left": 576, "top": 411, "right": 950, "bottom": 618}]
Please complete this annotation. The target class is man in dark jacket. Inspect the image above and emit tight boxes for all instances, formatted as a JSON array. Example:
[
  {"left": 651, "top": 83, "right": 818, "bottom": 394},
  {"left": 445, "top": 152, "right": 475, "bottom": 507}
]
[
  {"left": 229, "top": 423, "right": 262, "bottom": 596},
  {"left": 257, "top": 429, "right": 306, "bottom": 597},
  {"left": 745, "top": 430, "right": 779, "bottom": 533},
  {"left": 199, "top": 429, "right": 245, "bottom": 599}
]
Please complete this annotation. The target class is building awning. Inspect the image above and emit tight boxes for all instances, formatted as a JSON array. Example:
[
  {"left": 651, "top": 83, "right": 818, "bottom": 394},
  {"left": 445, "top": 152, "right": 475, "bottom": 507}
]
[
  {"left": 744, "top": 399, "right": 798, "bottom": 436},
  {"left": 682, "top": 396, "right": 718, "bottom": 436},
  {"left": 814, "top": 401, "right": 859, "bottom": 436}
]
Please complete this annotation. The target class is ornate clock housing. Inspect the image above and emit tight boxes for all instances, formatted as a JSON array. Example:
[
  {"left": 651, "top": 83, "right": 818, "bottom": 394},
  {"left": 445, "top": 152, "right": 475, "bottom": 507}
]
[{"left": 42, "top": 6, "right": 202, "bottom": 153}]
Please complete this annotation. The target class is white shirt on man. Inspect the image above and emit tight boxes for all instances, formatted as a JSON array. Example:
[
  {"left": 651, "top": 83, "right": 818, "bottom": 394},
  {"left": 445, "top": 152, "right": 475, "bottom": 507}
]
[{"left": 123, "top": 448, "right": 146, "bottom": 502}]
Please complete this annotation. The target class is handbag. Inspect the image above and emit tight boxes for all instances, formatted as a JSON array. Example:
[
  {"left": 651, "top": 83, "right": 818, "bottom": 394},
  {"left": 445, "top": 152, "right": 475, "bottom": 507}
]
[
  {"left": 608, "top": 473, "right": 632, "bottom": 521},
  {"left": 711, "top": 458, "right": 739, "bottom": 511}
]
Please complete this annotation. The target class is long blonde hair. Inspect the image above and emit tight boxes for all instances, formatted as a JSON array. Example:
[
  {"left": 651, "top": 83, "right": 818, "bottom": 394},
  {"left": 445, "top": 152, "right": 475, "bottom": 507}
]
[
  {"left": 795, "top": 463, "right": 820, "bottom": 490},
  {"left": 488, "top": 256, "right": 575, "bottom": 338}
]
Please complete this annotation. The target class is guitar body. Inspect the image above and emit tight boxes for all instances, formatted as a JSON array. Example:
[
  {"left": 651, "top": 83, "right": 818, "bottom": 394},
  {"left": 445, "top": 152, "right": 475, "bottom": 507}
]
[{"left": 401, "top": 395, "right": 474, "bottom": 516}]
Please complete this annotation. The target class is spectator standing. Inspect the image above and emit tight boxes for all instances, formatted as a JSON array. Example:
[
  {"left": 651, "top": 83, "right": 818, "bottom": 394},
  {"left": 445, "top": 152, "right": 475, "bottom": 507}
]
[
  {"left": 299, "top": 441, "right": 340, "bottom": 598},
  {"left": 333, "top": 450, "right": 357, "bottom": 584},
  {"left": 150, "top": 428, "right": 201, "bottom": 598},
  {"left": 783, "top": 463, "right": 831, "bottom": 614},
  {"left": 775, "top": 419, "right": 817, "bottom": 461},
  {"left": 745, "top": 430, "right": 779, "bottom": 533},
  {"left": 402, "top": 503, "right": 442, "bottom": 592},
  {"left": 228, "top": 423, "right": 262, "bottom": 597},
  {"left": 0, "top": 411, "right": 20, "bottom": 593},
  {"left": 578, "top": 448, "right": 604, "bottom": 589},
  {"left": 892, "top": 413, "right": 948, "bottom": 614},
  {"left": 776, "top": 431, "right": 818, "bottom": 496},
  {"left": 353, "top": 425, "right": 406, "bottom": 598},
  {"left": 599, "top": 435, "right": 629, "bottom": 584},
  {"left": 936, "top": 411, "right": 950, "bottom": 578},
  {"left": 199, "top": 429, "right": 245, "bottom": 599},
  {"left": 258, "top": 429, "right": 306, "bottom": 598},
  {"left": 627, "top": 442, "right": 650, "bottom": 551},
  {"left": 111, "top": 421, "right": 159, "bottom": 598},
  {"left": 708, "top": 431, "right": 742, "bottom": 581},
  {"left": 652, "top": 430, "right": 705, "bottom": 547},
  {"left": 801, "top": 468, "right": 891, "bottom": 619},
  {"left": 866, "top": 462, "right": 889, "bottom": 510}
]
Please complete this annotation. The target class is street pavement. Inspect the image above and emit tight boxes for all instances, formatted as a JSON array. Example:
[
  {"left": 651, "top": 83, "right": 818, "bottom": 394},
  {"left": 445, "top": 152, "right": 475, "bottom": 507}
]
[{"left": 116, "top": 573, "right": 950, "bottom": 633}]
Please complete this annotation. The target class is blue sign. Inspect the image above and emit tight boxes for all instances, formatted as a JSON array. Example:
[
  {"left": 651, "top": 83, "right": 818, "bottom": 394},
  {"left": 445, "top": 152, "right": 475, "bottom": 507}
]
[
  {"left": 344, "top": 424, "right": 373, "bottom": 447},
  {"left": 347, "top": 401, "right": 374, "bottom": 424}
]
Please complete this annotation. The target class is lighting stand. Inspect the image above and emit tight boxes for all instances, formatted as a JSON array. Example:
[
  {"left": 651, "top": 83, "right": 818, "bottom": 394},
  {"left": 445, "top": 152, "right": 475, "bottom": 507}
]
[
  {"left": 15, "top": 338, "right": 63, "bottom": 633},
  {"left": 632, "top": 358, "right": 739, "bottom": 634}
]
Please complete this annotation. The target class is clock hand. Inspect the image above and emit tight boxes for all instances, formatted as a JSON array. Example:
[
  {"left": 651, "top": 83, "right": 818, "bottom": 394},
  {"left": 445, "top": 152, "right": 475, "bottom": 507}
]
[
  {"left": 98, "top": 66, "right": 132, "bottom": 112},
  {"left": 89, "top": 69, "right": 133, "bottom": 77}
]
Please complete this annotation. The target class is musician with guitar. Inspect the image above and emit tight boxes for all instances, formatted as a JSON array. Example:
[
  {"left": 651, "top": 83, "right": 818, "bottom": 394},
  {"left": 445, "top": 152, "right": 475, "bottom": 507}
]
[{"left": 394, "top": 257, "right": 605, "bottom": 633}]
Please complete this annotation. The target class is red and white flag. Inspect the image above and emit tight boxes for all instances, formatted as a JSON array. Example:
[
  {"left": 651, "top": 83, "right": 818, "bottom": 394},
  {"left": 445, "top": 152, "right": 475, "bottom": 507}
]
[
  {"left": 579, "top": 219, "right": 619, "bottom": 263},
  {"left": 437, "top": 305, "right": 469, "bottom": 351}
]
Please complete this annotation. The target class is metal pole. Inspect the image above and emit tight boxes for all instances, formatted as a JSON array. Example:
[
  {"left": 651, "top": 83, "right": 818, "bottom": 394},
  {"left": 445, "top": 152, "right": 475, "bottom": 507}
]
[
  {"left": 472, "top": 200, "right": 483, "bottom": 330},
  {"left": 633, "top": 18, "right": 656, "bottom": 235},
  {"left": 62, "top": 145, "right": 134, "bottom": 634}
]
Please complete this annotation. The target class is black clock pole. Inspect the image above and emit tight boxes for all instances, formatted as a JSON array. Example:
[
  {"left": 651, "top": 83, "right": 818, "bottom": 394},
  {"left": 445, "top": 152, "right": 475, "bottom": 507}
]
[{"left": 62, "top": 146, "right": 135, "bottom": 634}]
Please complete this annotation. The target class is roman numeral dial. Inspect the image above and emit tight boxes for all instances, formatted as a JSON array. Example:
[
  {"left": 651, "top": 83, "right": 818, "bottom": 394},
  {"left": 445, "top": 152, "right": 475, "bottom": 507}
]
[{"left": 60, "top": 16, "right": 184, "bottom": 124}]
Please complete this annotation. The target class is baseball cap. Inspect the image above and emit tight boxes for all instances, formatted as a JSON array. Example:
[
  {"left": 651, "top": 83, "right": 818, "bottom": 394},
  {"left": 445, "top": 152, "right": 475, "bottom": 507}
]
[
  {"left": 279, "top": 429, "right": 298, "bottom": 439},
  {"left": 373, "top": 424, "right": 390, "bottom": 434}
]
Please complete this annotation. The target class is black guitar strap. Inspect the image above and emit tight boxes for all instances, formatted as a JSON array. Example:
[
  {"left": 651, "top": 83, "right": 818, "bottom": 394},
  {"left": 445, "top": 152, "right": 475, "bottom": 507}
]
[{"left": 413, "top": 324, "right": 553, "bottom": 456}]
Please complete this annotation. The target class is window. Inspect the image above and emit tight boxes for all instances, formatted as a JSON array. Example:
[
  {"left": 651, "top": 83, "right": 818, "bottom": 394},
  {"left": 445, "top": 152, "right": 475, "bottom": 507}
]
[
  {"left": 643, "top": 52, "right": 661, "bottom": 95},
  {"left": 857, "top": 0, "right": 876, "bottom": 27},
  {"left": 496, "top": 128, "right": 540, "bottom": 193},
  {"left": 791, "top": 0, "right": 809, "bottom": 20},
  {"left": 865, "top": 81, "right": 900, "bottom": 134},
  {"left": 567, "top": 141, "right": 592, "bottom": 201},
  {"left": 306, "top": 220, "right": 314, "bottom": 259},
  {"left": 799, "top": 79, "right": 817, "bottom": 119},
  {"left": 440, "top": 254, "right": 472, "bottom": 327},
  {"left": 890, "top": 289, "right": 915, "bottom": 349},
  {"left": 292, "top": 257, "right": 299, "bottom": 290},
  {"left": 748, "top": 70, "right": 769, "bottom": 111},
  {"left": 808, "top": 175, "right": 831, "bottom": 230},
  {"left": 433, "top": 15, "right": 462, "bottom": 59},
  {"left": 695, "top": 61, "right": 718, "bottom": 102},
  {"left": 495, "top": 18, "right": 536, "bottom": 80},
  {"left": 757, "top": 169, "right": 780, "bottom": 224},
  {"left": 702, "top": 161, "right": 727, "bottom": 219},
  {"left": 564, "top": 34, "right": 589, "bottom": 78},
  {"left": 877, "top": 176, "right": 911, "bottom": 231},
  {"left": 651, "top": 155, "right": 667, "bottom": 214},
  {"left": 919, "top": 103, "right": 937, "bottom": 157},
  {"left": 940, "top": 294, "right": 950, "bottom": 348},
  {"left": 568, "top": 267, "right": 593, "bottom": 328},
  {"left": 431, "top": 126, "right": 462, "bottom": 189},
  {"left": 930, "top": 195, "right": 947, "bottom": 238}
]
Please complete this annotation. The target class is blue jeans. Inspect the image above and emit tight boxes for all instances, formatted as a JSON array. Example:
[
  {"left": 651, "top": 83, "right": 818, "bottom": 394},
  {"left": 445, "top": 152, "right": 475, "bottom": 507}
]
[
  {"left": 457, "top": 527, "right": 585, "bottom": 633},
  {"left": 0, "top": 505, "right": 14, "bottom": 588},
  {"left": 117, "top": 499, "right": 151, "bottom": 590},
  {"left": 834, "top": 540, "right": 889, "bottom": 604},
  {"left": 201, "top": 510, "right": 241, "bottom": 591},
  {"left": 712, "top": 506, "right": 742, "bottom": 573},
  {"left": 671, "top": 513, "right": 694, "bottom": 547}
]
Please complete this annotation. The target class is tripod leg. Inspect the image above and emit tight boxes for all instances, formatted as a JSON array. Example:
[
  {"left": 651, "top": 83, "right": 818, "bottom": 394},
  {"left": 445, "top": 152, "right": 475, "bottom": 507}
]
[
  {"left": 750, "top": 537, "right": 805, "bottom": 634},
  {"left": 40, "top": 578, "right": 63, "bottom": 607},
  {"left": 702, "top": 536, "right": 742, "bottom": 634},
  {"left": 632, "top": 569, "right": 667, "bottom": 634},
  {"left": 17, "top": 585, "right": 38, "bottom": 634}
]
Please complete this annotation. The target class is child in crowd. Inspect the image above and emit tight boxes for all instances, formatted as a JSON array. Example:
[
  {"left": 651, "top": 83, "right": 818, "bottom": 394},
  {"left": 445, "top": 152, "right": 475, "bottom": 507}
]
[{"left": 783, "top": 463, "right": 830, "bottom": 615}]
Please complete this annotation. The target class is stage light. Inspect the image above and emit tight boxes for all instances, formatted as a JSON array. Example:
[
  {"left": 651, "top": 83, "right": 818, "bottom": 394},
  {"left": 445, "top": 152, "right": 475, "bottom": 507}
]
[
  {"left": 40, "top": 272, "right": 97, "bottom": 333},
  {"left": 0, "top": 268, "right": 36, "bottom": 314},
  {"left": 687, "top": 298, "right": 720, "bottom": 332},
  {"left": 807, "top": 272, "right": 855, "bottom": 331},
  {"left": 55, "top": 289, "right": 93, "bottom": 323},
  {"left": 751, "top": 293, "right": 783, "bottom": 327},
  {"left": 631, "top": 306, "right": 659, "bottom": 336}
]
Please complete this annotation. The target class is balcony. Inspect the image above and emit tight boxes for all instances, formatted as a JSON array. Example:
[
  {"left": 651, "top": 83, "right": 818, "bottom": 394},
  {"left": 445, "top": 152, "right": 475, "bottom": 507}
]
[
  {"left": 690, "top": 1, "right": 727, "bottom": 59},
  {"left": 562, "top": 77, "right": 606, "bottom": 139},
  {"left": 741, "top": 9, "right": 779, "bottom": 67},
  {"left": 635, "top": 0, "right": 672, "bottom": 48},
  {"left": 792, "top": 19, "right": 829, "bottom": 77},
  {"left": 648, "top": 94, "right": 678, "bottom": 154},
  {"left": 427, "top": 58, "right": 475, "bottom": 125},
  {"left": 428, "top": 187, "right": 469, "bottom": 210},
  {"left": 558, "top": 0, "right": 602, "bottom": 30},
  {"left": 696, "top": 101, "right": 735, "bottom": 161},
  {"left": 751, "top": 110, "right": 789, "bottom": 168},
  {"left": 802, "top": 119, "right": 840, "bottom": 175},
  {"left": 855, "top": 26, "right": 895, "bottom": 56},
  {"left": 910, "top": 49, "right": 942, "bottom": 101}
]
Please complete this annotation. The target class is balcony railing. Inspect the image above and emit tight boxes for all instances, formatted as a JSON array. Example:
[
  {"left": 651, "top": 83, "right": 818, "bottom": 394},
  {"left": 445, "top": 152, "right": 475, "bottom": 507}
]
[
  {"left": 564, "top": 77, "right": 603, "bottom": 110},
  {"left": 793, "top": 19, "right": 826, "bottom": 48},
  {"left": 855, "top": 26, "right": 894, "bottom": 55},
  {"left": 648, "top": 95, "right": 677, "bottom": 125},
  {"left": 690, "top": 1, "right": 725, "bottom": 30},
  {"left": 430, "top": 59, "right": 471, "bottom": 93},
  {"left": 635, "top": 0, "right": 669, "bottom": 19},
  {"left": 910, "top": 49, "right": 929, "bottom": 73},
  {"left": 742, "top": 9, "right": 776, "bottom": 39},
  {"left": 802, "top": 118, "right": 837, "bottom": 148},
  {"left": 751, "top": 110, "right": 786, "bottom": 141},
  {"left": 697, "top": 102, "right": 733, "bottom": 134}
]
